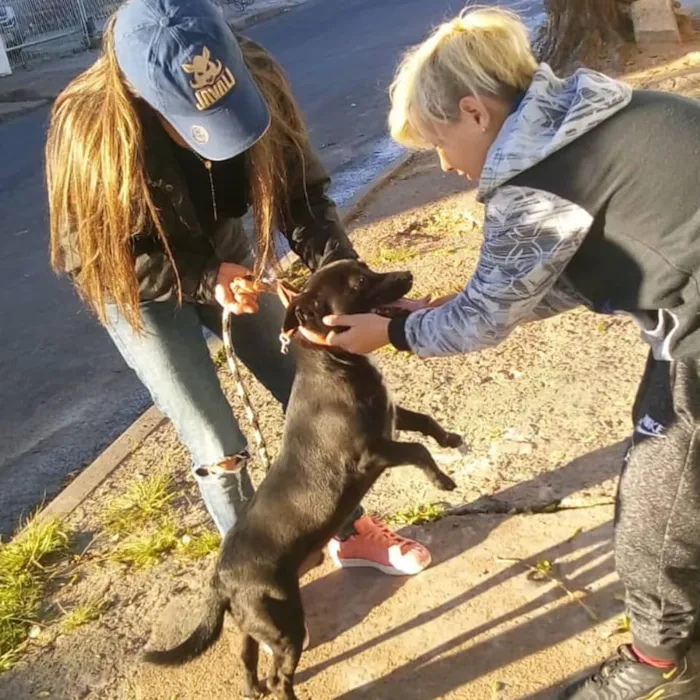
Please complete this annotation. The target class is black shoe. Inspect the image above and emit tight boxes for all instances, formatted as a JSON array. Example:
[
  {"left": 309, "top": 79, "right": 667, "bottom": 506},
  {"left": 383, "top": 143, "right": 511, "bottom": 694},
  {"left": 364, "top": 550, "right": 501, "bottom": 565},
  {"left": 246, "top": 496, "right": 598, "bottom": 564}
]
[{"left": 559, "top": 645, "right": 698, "bottom": 699}]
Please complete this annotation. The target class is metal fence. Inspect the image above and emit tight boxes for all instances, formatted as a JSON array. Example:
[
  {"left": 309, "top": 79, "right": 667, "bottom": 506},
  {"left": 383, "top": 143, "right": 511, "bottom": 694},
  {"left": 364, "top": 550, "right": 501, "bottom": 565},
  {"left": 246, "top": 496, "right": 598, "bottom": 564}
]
[
  {"left": 0, "top": 0, "right": 119, "bottom": 68},
  {"left": 0, "top": 0, "right": 256, "bottom": 69}
]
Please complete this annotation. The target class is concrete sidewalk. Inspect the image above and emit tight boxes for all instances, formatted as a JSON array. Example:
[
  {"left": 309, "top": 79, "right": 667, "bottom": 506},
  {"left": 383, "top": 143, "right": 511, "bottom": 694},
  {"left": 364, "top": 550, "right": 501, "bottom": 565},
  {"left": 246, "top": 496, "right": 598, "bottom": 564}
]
[
  {"left": 0, "top": 0, "right": 312, "bottom": 120},
  {"left": 0, "top": 506, "right": 626, "bottom": 699},
  {"left": 137, "top": 509, "right": 622, "bottom": 700}
]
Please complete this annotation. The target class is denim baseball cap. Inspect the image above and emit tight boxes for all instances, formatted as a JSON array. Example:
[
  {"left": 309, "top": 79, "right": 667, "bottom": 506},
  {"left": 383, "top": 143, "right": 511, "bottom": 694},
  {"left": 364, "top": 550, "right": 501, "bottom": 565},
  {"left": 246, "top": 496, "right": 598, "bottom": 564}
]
[{"left": 114, "top": 0, "right": 270, "bottom": 160}]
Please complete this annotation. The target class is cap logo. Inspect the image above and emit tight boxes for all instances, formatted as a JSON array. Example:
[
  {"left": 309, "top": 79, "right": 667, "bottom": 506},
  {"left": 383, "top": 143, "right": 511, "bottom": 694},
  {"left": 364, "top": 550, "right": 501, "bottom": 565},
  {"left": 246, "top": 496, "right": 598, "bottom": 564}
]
[
  {"left": 191, "top": 125, "right": 209, "bottom": 144},
  {"left": 182, "top": 46, "right": 236, "bottom": 111}
]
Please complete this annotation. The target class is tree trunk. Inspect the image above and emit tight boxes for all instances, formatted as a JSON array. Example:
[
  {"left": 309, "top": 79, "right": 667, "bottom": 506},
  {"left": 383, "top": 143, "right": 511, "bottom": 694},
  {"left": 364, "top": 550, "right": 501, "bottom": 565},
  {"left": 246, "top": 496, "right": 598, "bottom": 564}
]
[{"left": 537, "top": 0, "right": 636, "bottom": 70}]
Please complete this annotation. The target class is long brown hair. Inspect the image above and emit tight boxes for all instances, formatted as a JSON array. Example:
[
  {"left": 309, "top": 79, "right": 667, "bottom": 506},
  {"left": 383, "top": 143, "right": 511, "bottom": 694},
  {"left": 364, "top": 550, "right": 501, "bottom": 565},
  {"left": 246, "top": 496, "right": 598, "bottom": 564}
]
[{"left": 47, "top": 18, "right": 309, "bottom": 331}]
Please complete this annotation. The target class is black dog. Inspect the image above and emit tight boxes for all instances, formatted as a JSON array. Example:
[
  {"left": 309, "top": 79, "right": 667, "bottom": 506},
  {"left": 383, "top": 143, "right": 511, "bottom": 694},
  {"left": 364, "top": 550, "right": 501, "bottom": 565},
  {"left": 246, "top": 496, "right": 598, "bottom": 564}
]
[{"left": 144, "top": 260, "right": 463, "bottom": 699}]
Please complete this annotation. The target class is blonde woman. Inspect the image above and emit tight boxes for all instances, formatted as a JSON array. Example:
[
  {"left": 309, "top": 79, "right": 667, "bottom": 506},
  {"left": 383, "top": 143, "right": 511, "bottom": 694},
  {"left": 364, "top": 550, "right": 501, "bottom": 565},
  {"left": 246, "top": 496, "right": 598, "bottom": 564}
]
[
  {"left": 316, "top": 7, "right": 700, "bottom": 699},
  {"left": 46, "top": 0, "right": 434, "bottom": 577}
]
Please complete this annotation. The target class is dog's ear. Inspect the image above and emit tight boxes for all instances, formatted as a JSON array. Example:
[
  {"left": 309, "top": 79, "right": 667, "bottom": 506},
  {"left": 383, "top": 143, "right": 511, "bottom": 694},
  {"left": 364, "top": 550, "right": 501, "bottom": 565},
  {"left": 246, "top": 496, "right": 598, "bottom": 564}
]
[
  {"left": 279, "top": 282, "right": 303, "bottom": 341},
  {"left": 282, "top": 297, "right": 302, "bottom": 336},
  {"left": 278, "top": 281, "right": 332, "bottom": 339},
  {"left": 296, "top": 297, "right": 331, "bottom": 336},
  {"left": 282, "top": 294, "right": 330, "bottom": 339}
]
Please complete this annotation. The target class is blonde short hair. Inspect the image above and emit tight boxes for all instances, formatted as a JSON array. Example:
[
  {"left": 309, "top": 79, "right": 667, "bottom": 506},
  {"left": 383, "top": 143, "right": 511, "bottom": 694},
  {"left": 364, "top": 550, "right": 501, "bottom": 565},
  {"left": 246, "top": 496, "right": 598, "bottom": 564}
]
[{"left": 389, "top": 6, "right": 537, "bottom": 150}]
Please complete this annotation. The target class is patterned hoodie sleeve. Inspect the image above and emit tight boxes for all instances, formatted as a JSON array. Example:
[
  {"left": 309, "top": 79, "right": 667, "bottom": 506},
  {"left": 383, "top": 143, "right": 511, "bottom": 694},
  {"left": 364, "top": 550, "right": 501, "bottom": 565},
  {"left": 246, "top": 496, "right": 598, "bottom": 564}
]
[{"left": 389, "top": 186, "right": 593, "bottom": 357}]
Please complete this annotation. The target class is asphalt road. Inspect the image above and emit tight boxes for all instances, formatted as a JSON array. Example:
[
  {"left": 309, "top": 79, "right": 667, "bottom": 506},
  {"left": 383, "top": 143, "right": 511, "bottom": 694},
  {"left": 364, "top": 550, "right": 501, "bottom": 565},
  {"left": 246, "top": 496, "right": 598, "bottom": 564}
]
[{"left": 0, "top": 0, "right": 541, "bottom": 536}]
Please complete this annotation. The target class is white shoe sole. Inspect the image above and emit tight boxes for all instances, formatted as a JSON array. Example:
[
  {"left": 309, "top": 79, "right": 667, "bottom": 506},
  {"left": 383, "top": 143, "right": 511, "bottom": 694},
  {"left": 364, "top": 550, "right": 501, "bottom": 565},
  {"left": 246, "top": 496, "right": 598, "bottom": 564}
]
[{"left": 329, "top": 551, "right": 431, "bottom": 577}]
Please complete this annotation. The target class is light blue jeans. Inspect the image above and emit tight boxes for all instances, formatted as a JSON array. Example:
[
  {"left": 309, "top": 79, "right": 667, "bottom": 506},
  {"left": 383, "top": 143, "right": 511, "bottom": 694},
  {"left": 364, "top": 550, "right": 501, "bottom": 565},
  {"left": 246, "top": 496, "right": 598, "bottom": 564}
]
[{"left": 106, "top": 292, "right": 295, "bottom": 534}]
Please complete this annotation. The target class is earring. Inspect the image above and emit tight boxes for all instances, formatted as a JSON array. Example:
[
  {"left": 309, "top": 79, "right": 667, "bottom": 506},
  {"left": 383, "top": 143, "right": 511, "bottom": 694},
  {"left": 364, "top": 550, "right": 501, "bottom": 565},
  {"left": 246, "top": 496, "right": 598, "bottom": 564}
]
[{"left": 482, "top": 126, "right": 487, "bottom": 133}]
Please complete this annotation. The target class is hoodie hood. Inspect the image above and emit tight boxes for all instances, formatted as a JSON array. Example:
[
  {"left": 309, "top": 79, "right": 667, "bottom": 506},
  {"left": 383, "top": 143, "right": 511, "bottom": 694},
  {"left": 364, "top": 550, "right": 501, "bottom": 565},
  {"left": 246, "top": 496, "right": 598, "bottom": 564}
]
[{"left": 478, "top": 63, "right": 632, "bottom": 200}]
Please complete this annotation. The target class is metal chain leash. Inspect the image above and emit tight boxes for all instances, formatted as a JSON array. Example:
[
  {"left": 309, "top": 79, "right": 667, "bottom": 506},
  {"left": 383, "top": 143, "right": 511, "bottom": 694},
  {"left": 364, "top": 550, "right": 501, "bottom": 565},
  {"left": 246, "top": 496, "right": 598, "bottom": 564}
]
[
  {"left": 219, "top": 273, "right": 292, "bottom": 472},
  {"left": 221, "top": 306, "right": 273, "bottom": 471}
]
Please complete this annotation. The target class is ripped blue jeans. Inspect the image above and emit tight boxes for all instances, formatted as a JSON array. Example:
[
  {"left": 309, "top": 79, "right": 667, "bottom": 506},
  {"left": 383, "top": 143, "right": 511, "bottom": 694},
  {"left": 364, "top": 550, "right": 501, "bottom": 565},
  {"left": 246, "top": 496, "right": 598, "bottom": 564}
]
[{"left": 105, "top": 293, "right": 295, "bottom": 534}]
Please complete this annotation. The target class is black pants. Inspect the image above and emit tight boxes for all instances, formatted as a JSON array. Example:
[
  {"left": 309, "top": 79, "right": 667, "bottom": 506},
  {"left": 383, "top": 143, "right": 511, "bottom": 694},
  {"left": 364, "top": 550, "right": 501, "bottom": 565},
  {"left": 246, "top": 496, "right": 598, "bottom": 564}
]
[{"left": 616, "top": 353, "right": 700, "bottom": 661}]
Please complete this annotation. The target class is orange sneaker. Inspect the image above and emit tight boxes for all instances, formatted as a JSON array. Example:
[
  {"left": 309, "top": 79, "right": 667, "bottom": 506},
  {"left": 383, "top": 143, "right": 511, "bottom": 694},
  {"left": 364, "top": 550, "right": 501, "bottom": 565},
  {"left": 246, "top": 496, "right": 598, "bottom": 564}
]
[{"left": 327, "top": 515, "right": 432, "bottom": 576}]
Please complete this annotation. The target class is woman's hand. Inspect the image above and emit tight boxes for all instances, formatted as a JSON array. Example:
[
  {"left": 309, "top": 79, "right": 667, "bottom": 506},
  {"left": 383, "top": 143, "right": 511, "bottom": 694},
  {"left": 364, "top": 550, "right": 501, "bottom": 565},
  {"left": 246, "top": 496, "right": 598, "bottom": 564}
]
[
  {"left": 215, "top": 262, "right": 267, "bottom": 315},
  {"left": 296, "top": 295, "right": 459, "bottom": 354},
  {"left": 303, "top": 313, "right": 391, "bottom": 355}
]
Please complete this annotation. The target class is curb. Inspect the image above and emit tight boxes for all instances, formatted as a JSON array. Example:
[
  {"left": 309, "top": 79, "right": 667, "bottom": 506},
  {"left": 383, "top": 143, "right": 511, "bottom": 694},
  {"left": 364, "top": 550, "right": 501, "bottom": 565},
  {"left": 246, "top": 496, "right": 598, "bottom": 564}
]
[
  {"left": 38, "top": 148, "right": 414, "bottom": 525},
  {"left": 0, "top": 97, "right": 50, "bottom": 125},
  {"left": 39, "top": 408, "right": 168, "bottom": 523},
  {"left": 630, "top": 0, "right": 681, "bottom": 45}
]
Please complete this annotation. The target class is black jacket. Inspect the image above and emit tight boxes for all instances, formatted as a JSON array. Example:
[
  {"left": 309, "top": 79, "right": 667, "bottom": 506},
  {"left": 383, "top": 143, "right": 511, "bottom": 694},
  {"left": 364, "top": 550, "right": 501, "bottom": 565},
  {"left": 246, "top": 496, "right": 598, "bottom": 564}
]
[{"left": 57, "top": 46, "right": 356, "bottom": 305}]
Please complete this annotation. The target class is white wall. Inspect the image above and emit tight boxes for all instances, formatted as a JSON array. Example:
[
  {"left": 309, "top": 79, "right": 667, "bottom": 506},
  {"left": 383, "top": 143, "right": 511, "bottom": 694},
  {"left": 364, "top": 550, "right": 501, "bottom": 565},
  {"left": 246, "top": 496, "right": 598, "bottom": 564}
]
[{"left": 0, "top": 34, "right": 11, "bottom": 77}]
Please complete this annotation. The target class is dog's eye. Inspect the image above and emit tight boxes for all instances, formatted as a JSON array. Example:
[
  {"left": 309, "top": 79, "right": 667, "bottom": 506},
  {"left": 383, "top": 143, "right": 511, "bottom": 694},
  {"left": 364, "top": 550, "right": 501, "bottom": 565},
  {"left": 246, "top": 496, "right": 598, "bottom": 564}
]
[{"left": 353, "top": 276, "right": 367, "bottom": 289}]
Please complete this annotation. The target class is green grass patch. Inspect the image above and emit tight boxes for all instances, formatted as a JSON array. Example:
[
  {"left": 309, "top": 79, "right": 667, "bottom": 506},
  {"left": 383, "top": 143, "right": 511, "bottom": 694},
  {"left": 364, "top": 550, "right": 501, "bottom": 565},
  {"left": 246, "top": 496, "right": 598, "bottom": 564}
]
[
  {"left": 103, "top": 472, "right": 175, "bottom": 537},
  {"left": 280, "top": 261, "right": 310, "bottom": 289},
  {"left": 488, "top": 427, "right": 506, "bottom": 441},
  {"left": 604, "top": 613, "right": 630, "bottom": 639},
  {"left": 527, "top": 559, "right": 554, "bottom": 582},
  {"left": 108, "top": 519, "right": 179, "bottom": 569},
  {"left": 387, "top": 503, "right": 446, "bottom": 527},
  {"left": 61, "top": 597, "right": 107, "bottom": 633},
  {"left": 615, "top": 613, "right": 630, "bottom": 633},
  {"left": 109, "top": 523, "right": 220, "bottom": 569},
  {"left": 103, "top": 471, "right": 219, "bottom": 569},
  {"left": 212, "top": 346, "right": 227, "bottom": 369},
  {"left": 0, "top": 517, "right": 70, "bottom": 672},
  {"left": 376, "top": 345, "right": 402, "bottom": 356},
  {"left": 431, "top": 247, "right": 460, "bottom": 258},
  {"left": 177, "top": 530, "right": 221, "bottom": 560},
  {"left": 366, "top": 247, "right": 418, "bottom": 267}
]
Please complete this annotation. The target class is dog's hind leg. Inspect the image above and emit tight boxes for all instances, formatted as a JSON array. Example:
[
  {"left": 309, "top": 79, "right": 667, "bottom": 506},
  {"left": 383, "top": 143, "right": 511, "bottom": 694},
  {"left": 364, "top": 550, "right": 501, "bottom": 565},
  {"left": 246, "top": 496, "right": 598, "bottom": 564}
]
[
  {"left": 265, "top": 638, "right": 302, "bottom": 700},
  {"left": 369, "top": 441, "right": 457, "bottom": 491},
  {"left": 241, "top": 635, "right": 262, "bottom": 698},
  {"left": 248, "top": 592, "right": 305, "bottom": 700},
  {"left": 395, "top": 406, "right": 463, "bottom": 448}
]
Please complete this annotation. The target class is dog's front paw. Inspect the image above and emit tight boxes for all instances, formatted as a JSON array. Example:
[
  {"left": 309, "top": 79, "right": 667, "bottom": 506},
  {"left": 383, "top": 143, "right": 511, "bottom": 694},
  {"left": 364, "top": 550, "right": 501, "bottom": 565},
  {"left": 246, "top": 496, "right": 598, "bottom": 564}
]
[
  {"left": 436, "top": 473, "right": 457, "bottom": 491},
  {"left": 456, "top": 440, "right": 470, "bottom": 455},
  {"left": 439, "top": 432, "right": 465, "bottom": 449},
  {"left": 243, "top": 682, "right": 267, "bottom": 699}
]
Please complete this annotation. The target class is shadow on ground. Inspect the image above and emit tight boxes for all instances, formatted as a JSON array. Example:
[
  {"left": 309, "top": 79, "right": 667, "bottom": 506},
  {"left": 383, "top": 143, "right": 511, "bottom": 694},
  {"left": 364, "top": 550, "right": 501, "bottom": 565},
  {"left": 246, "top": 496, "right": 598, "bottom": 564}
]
[
  {"left": 0, "top": 442, "right": 627, "bottom": 699},
  {"left": 302, "top": 439, "right": 626, "bottom": 649}
]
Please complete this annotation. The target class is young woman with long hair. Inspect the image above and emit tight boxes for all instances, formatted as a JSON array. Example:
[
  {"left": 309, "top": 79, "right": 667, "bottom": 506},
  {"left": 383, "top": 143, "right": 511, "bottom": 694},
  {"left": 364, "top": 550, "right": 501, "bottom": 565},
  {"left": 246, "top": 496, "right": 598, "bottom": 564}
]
[{"left": 46, "top": 0, "right": 432, "bottom": 578}]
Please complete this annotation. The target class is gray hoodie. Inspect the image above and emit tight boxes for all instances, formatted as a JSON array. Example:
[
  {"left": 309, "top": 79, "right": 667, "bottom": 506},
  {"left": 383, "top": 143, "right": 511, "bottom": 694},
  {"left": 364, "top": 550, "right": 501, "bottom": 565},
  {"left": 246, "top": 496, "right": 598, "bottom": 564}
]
[{"left": 400, "top": 64, "right": 633, "bottom": 357}]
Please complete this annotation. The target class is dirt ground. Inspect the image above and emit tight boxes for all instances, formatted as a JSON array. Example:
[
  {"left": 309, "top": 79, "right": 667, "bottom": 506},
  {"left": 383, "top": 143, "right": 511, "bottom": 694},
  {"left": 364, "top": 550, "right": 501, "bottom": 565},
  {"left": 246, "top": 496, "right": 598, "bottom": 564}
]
[{"left": 4, "top": 37, "right": 700, "bottom": 700}]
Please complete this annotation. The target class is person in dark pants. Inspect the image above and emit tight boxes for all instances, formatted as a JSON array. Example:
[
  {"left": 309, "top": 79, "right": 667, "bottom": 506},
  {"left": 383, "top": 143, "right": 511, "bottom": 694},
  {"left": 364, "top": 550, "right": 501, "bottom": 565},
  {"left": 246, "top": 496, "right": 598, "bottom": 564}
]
[
  {"left": 45, "top": 0, "right": 433, "bottom": 579},
  {"left": 315, "top": 6, "right": 700, "bottom": 699}
]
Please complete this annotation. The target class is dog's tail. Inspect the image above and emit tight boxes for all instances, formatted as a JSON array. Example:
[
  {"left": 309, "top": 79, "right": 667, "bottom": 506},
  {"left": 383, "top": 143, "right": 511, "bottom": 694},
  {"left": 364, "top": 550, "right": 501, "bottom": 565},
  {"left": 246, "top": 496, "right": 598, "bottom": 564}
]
[{"left": 143, "top": 583, "right": 227, "bottom": 666}]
